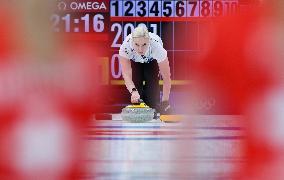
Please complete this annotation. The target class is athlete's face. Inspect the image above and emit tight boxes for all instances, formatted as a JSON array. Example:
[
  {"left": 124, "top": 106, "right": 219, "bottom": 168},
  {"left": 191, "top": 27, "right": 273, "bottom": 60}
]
[{"left": 132, "top": 37, "right": 150, "bottom": 55}]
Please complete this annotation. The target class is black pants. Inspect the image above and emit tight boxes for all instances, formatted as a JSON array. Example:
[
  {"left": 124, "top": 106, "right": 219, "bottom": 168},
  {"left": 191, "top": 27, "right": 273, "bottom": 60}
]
[{"left": 131, "top": 60, "right": 160, "bottom": 110}]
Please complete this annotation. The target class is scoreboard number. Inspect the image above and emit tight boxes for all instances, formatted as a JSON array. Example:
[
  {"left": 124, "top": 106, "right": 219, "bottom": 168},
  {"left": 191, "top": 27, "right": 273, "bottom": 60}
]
[
  {"left": 213, "top": 0, "right": 223, "bottom": 16},
  {"left": 110, "top": 0, "right": 239, "bottom": 18},
  {"left": 162, "top": 1, "right": 174, "bottom": 17},
  {"left": 111, "top": 0, "right": 123, "bottom": 16},
  {"left": 111, "top": 54, "right": 122, "bottom": 79},
  {"left": 124, "top": 1, "right": 135, "bottom": 16},
  {"left": 123, "top": 23, "right": 135, "bottom": 40},
  {"left": 111, "top": 23, "right": 122, "bottom": 48},
  {"left": 136, "top": 1, "right": 148, "bottom": 17},
  {"left": 201, "top": 0, "right": 212, "bottom": 17},
  {"left": 224, "top": 1, "right": 239, "bottom": 15},
  {"left": 149, "top": 24, "right": 158, "bottom": 35},
  {"left": 175, "top": 1, "right": 186, "bottom": 17},
  {"left": 149, "top": 1, "right": 161, "bottom": 17},
  {"left": 111, "top": 23, "right": 159, "bottom": 48}
]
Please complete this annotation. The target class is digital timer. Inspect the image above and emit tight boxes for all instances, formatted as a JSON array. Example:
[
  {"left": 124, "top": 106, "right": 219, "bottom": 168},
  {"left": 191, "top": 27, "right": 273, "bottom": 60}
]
[{"left": 51, "top": 13, "right": 105, "bottom": 33}]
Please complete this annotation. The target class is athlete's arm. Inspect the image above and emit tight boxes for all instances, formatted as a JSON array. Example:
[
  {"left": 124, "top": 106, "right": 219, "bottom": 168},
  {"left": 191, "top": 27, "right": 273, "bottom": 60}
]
[
  {"left": 119, "top": 56, "right": 135, "bottom": 92},
  {"left": 119, "top": 56, "right": 140, "bottom": 103},
  {"left": 158, "top": 57, "right": 171, "bottom": 102}
]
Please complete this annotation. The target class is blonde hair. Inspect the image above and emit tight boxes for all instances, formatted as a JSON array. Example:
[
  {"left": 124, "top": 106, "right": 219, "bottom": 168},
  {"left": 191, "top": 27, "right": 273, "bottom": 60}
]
[{"left": 132, "top": 24, "right": 150, "bottom": 39}]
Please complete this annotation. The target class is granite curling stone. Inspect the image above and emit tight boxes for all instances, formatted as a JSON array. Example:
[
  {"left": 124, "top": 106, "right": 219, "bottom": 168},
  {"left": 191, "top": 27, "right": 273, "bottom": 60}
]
[{"left": 121, "top": 100, "right": 155, "bottom": 123}]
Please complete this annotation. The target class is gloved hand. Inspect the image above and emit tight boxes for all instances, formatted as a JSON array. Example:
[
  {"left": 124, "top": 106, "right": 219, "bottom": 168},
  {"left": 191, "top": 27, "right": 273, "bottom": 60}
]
[
  {"left": 160, "top": 100, "right": 171, "bottom": 114},
  {"left": 131, "top": 91, "right": 140, "bottom": 103}
]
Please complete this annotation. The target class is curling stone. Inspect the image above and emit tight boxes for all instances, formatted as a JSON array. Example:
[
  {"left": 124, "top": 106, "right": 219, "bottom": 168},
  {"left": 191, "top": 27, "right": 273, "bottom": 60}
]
[{"left": 121, "top": 99, "right": 155, "bottom": 123}]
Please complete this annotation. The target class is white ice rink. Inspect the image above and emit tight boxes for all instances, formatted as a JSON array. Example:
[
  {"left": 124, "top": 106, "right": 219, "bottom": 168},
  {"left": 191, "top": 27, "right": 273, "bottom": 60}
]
[{"left": 82, "top": 115, "right": 246, "bottom": 179}]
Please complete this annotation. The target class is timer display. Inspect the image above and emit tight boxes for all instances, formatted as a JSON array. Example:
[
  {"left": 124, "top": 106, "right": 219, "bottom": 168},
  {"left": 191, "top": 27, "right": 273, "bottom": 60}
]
[{"left": 51, "top": 13, "right": 105, "bottom": 33}]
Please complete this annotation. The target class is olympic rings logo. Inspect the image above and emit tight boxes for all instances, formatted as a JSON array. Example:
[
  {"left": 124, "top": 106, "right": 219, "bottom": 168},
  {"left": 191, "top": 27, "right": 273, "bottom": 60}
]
[{"left": 195, "top": 97, "right": 216, "bottom": 110}]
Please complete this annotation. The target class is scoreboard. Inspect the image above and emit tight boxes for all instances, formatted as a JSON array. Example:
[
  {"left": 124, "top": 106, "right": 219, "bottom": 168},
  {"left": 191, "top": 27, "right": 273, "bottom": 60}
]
[
  {"left": 53, "top": 0, "right": 244, "bottom": 87},
  {"left": 110, "top": 0, "right": 239, "bottom": 18}
]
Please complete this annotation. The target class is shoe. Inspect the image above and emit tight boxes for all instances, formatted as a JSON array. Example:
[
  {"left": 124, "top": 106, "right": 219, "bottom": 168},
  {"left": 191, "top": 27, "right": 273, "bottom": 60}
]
[{"left": 153, "top": 111, "right": 160, "bottom": 120}]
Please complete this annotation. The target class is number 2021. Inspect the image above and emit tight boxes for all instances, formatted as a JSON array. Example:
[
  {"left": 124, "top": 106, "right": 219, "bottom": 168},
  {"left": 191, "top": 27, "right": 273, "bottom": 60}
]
[{"left": 111, "top": 23, "right": 158, "bottom": 48}]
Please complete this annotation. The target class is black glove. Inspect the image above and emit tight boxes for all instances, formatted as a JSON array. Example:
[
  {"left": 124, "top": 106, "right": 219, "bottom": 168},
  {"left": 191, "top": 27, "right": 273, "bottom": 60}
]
[{"left": 160, "top": 100, "right": 171, "bottom": 115}]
